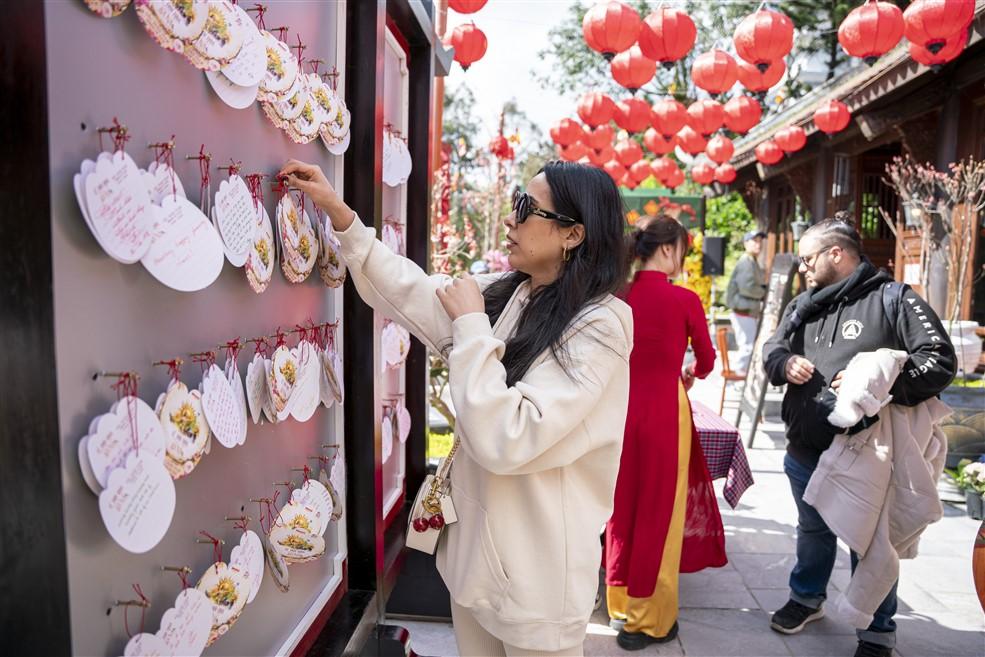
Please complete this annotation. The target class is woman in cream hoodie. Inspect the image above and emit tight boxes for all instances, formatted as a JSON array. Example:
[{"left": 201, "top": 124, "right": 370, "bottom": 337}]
[{"left": 281, "top": 159, "right": 633, "bottom": 656}]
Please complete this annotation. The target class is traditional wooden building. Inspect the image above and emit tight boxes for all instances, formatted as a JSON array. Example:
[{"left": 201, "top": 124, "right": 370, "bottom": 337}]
[{"left": 731, "top": 6, "right": 985, "bottom": 324}]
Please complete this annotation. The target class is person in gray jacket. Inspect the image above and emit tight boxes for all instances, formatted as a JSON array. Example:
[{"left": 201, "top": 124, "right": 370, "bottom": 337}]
[{"left": 725, "top": 230, "right": 767, "bottom": 374}]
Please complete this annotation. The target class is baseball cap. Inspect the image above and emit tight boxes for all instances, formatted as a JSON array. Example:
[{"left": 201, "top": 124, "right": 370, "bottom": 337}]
[{"left": 743, "top": 230, "right": 767, "bottom": 242}]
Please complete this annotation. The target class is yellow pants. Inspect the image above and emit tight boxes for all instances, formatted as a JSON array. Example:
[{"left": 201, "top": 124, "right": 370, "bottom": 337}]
[{"left": 607, "top": 383, "right": 692, "bottom": 638}]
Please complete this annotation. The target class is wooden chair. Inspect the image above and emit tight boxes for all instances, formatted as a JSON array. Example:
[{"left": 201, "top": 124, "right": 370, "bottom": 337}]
[{"left": 717, "top": 326, "right": 747, "bottom": 415}]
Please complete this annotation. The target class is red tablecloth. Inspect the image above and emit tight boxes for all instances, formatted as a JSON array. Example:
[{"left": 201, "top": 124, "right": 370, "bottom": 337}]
[{"left": 690, "top": 399, "right": 754, "bottom": 508}]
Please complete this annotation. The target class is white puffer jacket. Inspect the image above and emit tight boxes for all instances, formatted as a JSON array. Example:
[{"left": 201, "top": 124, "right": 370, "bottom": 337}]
[{"left": 805, "top": 350, "right": 950, "bottom": 629}]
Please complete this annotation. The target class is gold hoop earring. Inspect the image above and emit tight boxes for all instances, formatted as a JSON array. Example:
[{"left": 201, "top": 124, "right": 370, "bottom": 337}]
[{"left": 563, "top": 246, "right": 571, "bottom": 262}]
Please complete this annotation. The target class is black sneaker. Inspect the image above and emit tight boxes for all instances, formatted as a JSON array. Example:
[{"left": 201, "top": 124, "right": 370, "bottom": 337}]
[
  {"left": 769, "top": 599, "right": 824, "bottom": 634},
  {"left": 854, "top": 640, "right": 893, "bottom": 657},
  {"left": 616, "top": 622, "right": 679, "bottom": 650}
]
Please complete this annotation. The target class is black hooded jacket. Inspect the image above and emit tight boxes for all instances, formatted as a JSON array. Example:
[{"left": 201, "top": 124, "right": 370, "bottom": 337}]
[{"left": 763, "top": 260, "right": 956, "bottom": 467}]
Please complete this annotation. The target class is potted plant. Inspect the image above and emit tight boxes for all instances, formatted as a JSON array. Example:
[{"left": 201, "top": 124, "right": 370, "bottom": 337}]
[{"left": 948, "top": 459, "right": 985, "bottom": 520}]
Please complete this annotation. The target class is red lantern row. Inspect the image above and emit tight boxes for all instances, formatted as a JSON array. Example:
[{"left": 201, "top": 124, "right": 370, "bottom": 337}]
[
  {"left": 638, "top": 6, "right": 696, "bottom": 69},
  {"left": 733, "top": 9, "right": 794, "bottom": 72},
  {"left": 583, "top": 1, "right": 641, "bottom": 60}
]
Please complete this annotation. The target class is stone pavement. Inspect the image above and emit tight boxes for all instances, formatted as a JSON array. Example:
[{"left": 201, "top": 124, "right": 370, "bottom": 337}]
[{"left": 393, "top": 367, "right": 985, "bottom": 657}]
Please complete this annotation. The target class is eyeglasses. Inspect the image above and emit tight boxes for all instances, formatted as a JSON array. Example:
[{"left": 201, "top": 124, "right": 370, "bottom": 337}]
[
  {"left": 797, "top": 245, "right": 835, "bottom": 268},
  {"left": 512, "top": 189, "right": 580, "bottom": 225}
]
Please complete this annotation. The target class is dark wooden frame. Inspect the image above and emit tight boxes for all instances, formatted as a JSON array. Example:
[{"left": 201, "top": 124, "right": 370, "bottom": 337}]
[{"left": 0, "top": 6, "right": 73, "bottom": 655}]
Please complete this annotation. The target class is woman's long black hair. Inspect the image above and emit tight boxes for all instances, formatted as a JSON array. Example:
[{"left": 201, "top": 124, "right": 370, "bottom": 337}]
[{"left": 482, "top": 160, "right": 628, "bottom": 386}]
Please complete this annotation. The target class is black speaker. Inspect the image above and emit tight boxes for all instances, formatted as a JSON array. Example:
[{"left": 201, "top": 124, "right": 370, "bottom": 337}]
[{"left": 702, "top": 236, "right": 726, "bottom": 276}]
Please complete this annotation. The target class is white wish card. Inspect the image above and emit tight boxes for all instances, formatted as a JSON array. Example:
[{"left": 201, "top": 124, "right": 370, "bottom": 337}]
[
  {"left": 329, "top": 455, "right": 345, "bottom": 518},
  {"left": 289, "top": 341, "right": 321, "bottom": 423},
  {"left": 202, "top": 363, "right": 245, "bottom": 448},
  {"left": 136, "top": 0, "right": 208, "bottom": 54},
  {"left": 213, "top": 175, "right": 256, "bottom": 267},
  {"left": 143, "top": 162, "right": 186, "bottom": 205},
  {"left": 275, "top": 500, "right": 324, "bottom": 539},
  {"left": 224, "top": 357, "right": 248, "bottom": 446},
  {"left": 99, "top": 452, "right": 176, "bottom": 553},
  {"left": 269, "top": 525, "right": 326, "bottom": 564},
  {"left": 244, "top": 353, "right": 268, "bottom": 424},
  {"left": 216, "top": 2, "right": 265, "bottom": 87},
  {"left": 196, "top": 562, "right": 252, "bottom": 646},
  {"left": 86, "top": 0, "right": 131, "bottom": 18},
  {"left": 82, "top": 395, "right": 165, "bottom": 493},
  {"left": 125, "top": 587, "right": 212, "bottom": 657},
  {"left": 185, "top": 0, "right": 245, "bottom": 72},
  {"left": 381, "top": 415, "right": 393, "bottom": 464},
  {"left": 205, "top": 69, "right": 260, "bottom": 110},
  {"left": 316, "top": 218, "right": 346, "bottom": 288},
  {"left": 264, "top": 535, "right": 290, "bottom": 593},
  {"left": 268, "top": 345, "right": 298, "bottom": 419},
  {"left": 397, "top": 403, "right": 411, "bottom": 444},
  {"left": 159, "top": 382, "right": 210, "bottom": 480},
  {"left": 82, "top": 150, "right": 154, "bottom": 264},
  {"left": 290, "top": 479, "right": 334, "bottom": 535},
  {"left": 229, "top": 530, "right": 264, "bottom": 604},
  {"left": 258, "top": 31, "right": 298, "bottom": 100},
  {"left": 246, "top": 203, "right": 275, "bottom": 294},
  {"left": 141, "top": 195, "right": 224, "bottom": 292}
]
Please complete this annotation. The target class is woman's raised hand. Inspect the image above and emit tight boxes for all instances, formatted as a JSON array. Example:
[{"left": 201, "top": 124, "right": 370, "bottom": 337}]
[
  {"left": 436, "top": 274, "right": 485, "bottom": 321},
  {"left": 279, "top": 159, "right": 355, "bottom": 232}
]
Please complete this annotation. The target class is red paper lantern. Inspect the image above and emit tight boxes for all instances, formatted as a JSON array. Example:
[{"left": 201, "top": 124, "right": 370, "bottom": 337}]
[
  {"left": 650, "top": 156, "right": 677, "bottom": 181},
  {"left": 621, "top": 173, "right": 638, "bottom": 190},
  {"left": 650, "top": 98, "right": 688, "bottom": 138},
  {"left": 691, "top": 49, "right": 739, "bottom": 96},
  {"left": 755, "top": 140, "right": 784, "bottom": 165},
  {"left": 691, "top": 161, "right": 716, "bottom": 186},
  {"left": 583, "top": 124, "right": 615, "bottom": 151},
  {"left": 736, "top": 58, "right": 786, "bottom": 93},
  {"left": 558, "top": 142, "right": 590, "bottom": 162},
  {"left": 677, "top": 126, "right": 708, "bottom": 155},
  {"left": 588, "top": 145, "right": 615, "bottom": 167},
  {"left": 614, "top": 139, "right": 644, "bottom": 167},
  {"left": 643, "top": 128, "right": 677, "bottom": 155},
  {"left": 550, "top": 118, "right": 585, "bottom": 147},
  {"left": 723, "top": 95, "right": 763, "bottom": 134},
  {"left": 448, "top": 0, "right": 488, "bottom": 13},
  {"left": 638, "top": 7, "right": 696, "bottom": 68},
  {"left": 663, "top": 166, "right": 685, "bottom": 189},
  {"left": 629, "top": 159, "right": 652, "bottom": 183},
  {"left": 448, "top": 23, "right": 488, "bottom": 71},
  {"left": 610, "top": 46, "right": 656, "bottom": 94},
  {"left": 614, "top": 97, "right": 652, "bottom": 134},
  {"left": 813, "top": 98, "right": 852, "bottom": 134},
  {"left": 686, "top": 99, "right": 725, "bottom": 136},
  {"left": 706, "top": 135, "right": 735, "bottom": 164},
  {"left": 733, "top": 9, "right": 795, "bottom": 71},
  {"left": 714, "top": 163, "right": 737, "bottom": 184},
  {"left": 903, "top": 0, "right": 975, "bottom": 55},
  {"left": 603, "top": 160, "right": 627, "bottom": 182},
  {"left": 838, "top": 0, "right": 904, "bottom": 65},
  {"left": 774, "top": 126, "right": 807, "bottom": 153},
  {"left": 577, "top": 92, "right": 617, "bottom": 127},
  {"left": 909, "top": 28, "right": 969, "bottom": 70},
  {"left": 582, "top": 1, "right": 641, "bottom": 60}
]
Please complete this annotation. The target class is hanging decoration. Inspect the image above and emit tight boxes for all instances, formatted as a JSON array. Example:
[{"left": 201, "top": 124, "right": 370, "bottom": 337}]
[
  {"left": 908, "top": 28, "right": 969, "bottom": 71},
  {"left": 613, "top": 97, "right": 652, "bottom": 134},
  {"left": 723, "top": 95, "right": 763, "bottom": 134},
  {"left": 448, "top": 0, "right": 488, "bottom": 13},
  {"left": 714, "top": 163, "right": 738, "bottom": 184},
  {"left": 663, "top": 166, "right": 685, "bottom": 189},
  {"left": 582, "top": 1, "right": 642, "bottom": 61},
  {"left": 650, "top": 98, "right": 688, "bottom": 138},
  {"left": 690, "top": 161, "right": 716, "bottom": 186},
  {"left": 637, "top": 6, "right": 697, "bottom": 69},
  {"left": 686, "top": 99, "right": 725, "bottom": 136},
  {"left": 583, "top": 124, "right": 615, "bottom": 151},
  {"left": 588, "top": 145, "right": 615, "bottom": 167},
  {"left": 902, "top": 0, "right": 975, "bottom": 55},
  {"left": 813, "top": 98, "right": 852, "bottom": 134},
  {"left": 706, "top": 134, "right": 735, "bottom": 164},
  {"left": 603, "top": 160, "right": 628, "bottom": 183},
  {"left": 643, "top": 128, "right": 677, "bottom": 155},
  {"left": 577, "top": 92, "right": 617, "bottom": 127},
  {"left": 691, "top": 49, "right": 738, "bottom": 97},
  {"left": 620, "top": 173, "right": 638, "bottom": 190},
  {"left": 837, "top": 0, "right": 905, "bottom": 65},
  {"left": 558, "top": 141, "right": 590, "bottom": 162},
  {"left": 733, "top": 8, "right": 795, "bottom": 72},
  {"left": 610, "top": 45, "right": 657, "bottom": 94},
  {"left": 448, "top": 22, "right": 487, "bottom": 71},
  {"left": 629, "top": 160, "right": 653, "bottom": 184},
  {"left": 755, "top": 140, "right": 784, "bottom": 165},
  {"left": 650, "top": 156, "right": 677, "bottom": 182},
  {"left": 774, "top": 125, "right": 807, "bottom": 153},
  {"left": 614, "top": 139, "right": 644, "bottom": 167},
  {"left": 550, "top": 118, "right": 584, "bottom": 146},
  {"left": 736, "top": 58, "right": 786, "bottom": 97},
  {"left": 676, "top": 125, "right": 708, "bottom": 155}
]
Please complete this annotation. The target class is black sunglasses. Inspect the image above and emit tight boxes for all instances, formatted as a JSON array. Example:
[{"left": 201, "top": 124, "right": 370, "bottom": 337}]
[{"left": 512, "top": 189, "right": 580, "bottom": 225}]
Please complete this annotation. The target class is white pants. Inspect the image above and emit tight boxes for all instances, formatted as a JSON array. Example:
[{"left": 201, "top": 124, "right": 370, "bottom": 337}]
[
  {"left": 451, "top": 601, "right": 584, "bottom": 657},
  {"left": 729, "top": 312, "right": 759, "bottom": 373}
]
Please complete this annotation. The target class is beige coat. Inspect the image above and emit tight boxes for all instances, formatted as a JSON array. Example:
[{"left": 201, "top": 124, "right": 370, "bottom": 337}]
[
  {"left": 804, "top": 350, "right": 950, "bottom": 628},
  {"left": 337, "top": 219, "right": 633, "bottom": 651}
]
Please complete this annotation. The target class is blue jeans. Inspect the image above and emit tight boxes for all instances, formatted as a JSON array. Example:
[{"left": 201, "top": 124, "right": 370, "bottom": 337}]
[{"left": 784, "top": 453, "right": 897, "bottom": 648}]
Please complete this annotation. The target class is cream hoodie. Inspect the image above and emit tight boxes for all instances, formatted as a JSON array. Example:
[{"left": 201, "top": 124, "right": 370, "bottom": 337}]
[{"left": 336, "top": 219, "right": 632, "bottom": 651}]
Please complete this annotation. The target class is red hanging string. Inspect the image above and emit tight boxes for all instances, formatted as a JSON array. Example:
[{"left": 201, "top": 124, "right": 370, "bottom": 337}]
[
  {"left": 110, "top": 373, "right": 140, "bottom": 455},
  {"left": 292, "top": 34, "right": 306, "bottom": 68},
  {"left": 307, "top": 58, "right": 324, "bottom": 76},
  {"left": 246, "top": 3, "right": 267, "bottom": 30},
  {"left": 271, "top": 175, "right": 289, "bottom": 197},
  {"left": 245, "top": 173, "right": 267, "bottom": 212},
  {"left": 249, "top": 337, "right": 269, "bottom": 358},
  {"left": 153, "top": 358, "right": 183, "bottom": 385},
  {"left": 176, "top": 568, "right": 190, "bottom": 590},
  {"left": 198, "top": 531, "right": 223, "bottom": 567},
  {"left": 323, "top": 66, "right": 340, "bottom": 91},
  {"left": 122, "top": 584, "right": 149, "bottom": 638},
  {"left": 302, "top": 464, "right": 312, "bottom": 485},
  {"left": 274, "top": 26, "right": 289, "bottom": 41},
  {"left": 293, "top": 324, "right": 309, "bottom": 345},
  {"left": 273, "top": 327, "right": 287, "bottom": 348},
  {"left": 149, "top": 136, "right": 177, "bottom": 197},
  {"left": 191, "top": 351, "right": 216, "bottom": 373},
  {"left": 188, "top": 145, "right": 211, "bottom": 213},
  {"left": 233, "top": 517, "right": 249, "bottom": 534},
  {"left": 218, "top": 159, "right": 242, "bottom": 179},
  {"left": 223, "top": 339, "right": 243, "bottom": 365}
]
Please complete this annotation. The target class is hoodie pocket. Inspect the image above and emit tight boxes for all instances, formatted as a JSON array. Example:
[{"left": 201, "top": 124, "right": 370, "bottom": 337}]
[{"left": 441, "top": 489, "right": 510, "bottom": 610}]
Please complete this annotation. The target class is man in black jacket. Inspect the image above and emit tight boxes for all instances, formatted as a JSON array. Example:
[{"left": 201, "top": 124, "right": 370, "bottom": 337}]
[{"left": 762, "top": 219, "right": 955, "bottom": 657}]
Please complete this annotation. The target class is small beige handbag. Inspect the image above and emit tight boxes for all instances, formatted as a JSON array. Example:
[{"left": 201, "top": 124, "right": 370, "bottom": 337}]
[{"left": 406, "top": 438, "right": 459, "bottom": 554}]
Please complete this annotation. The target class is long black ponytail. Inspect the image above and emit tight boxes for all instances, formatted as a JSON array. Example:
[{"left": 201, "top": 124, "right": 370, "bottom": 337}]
[{"left": 483, "top": 161, "right": 628, "bottom": 386}]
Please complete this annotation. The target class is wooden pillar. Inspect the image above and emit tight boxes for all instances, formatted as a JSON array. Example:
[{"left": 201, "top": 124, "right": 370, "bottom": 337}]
[
  {"left": 812, "top": 144, "right": 832, "bottom": 222},
  {"left": 927, "top": 92, "right": 962, "bottom": 317},
  {"left": 343, "top": 0, "right": 386, "bottom": 593}
]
